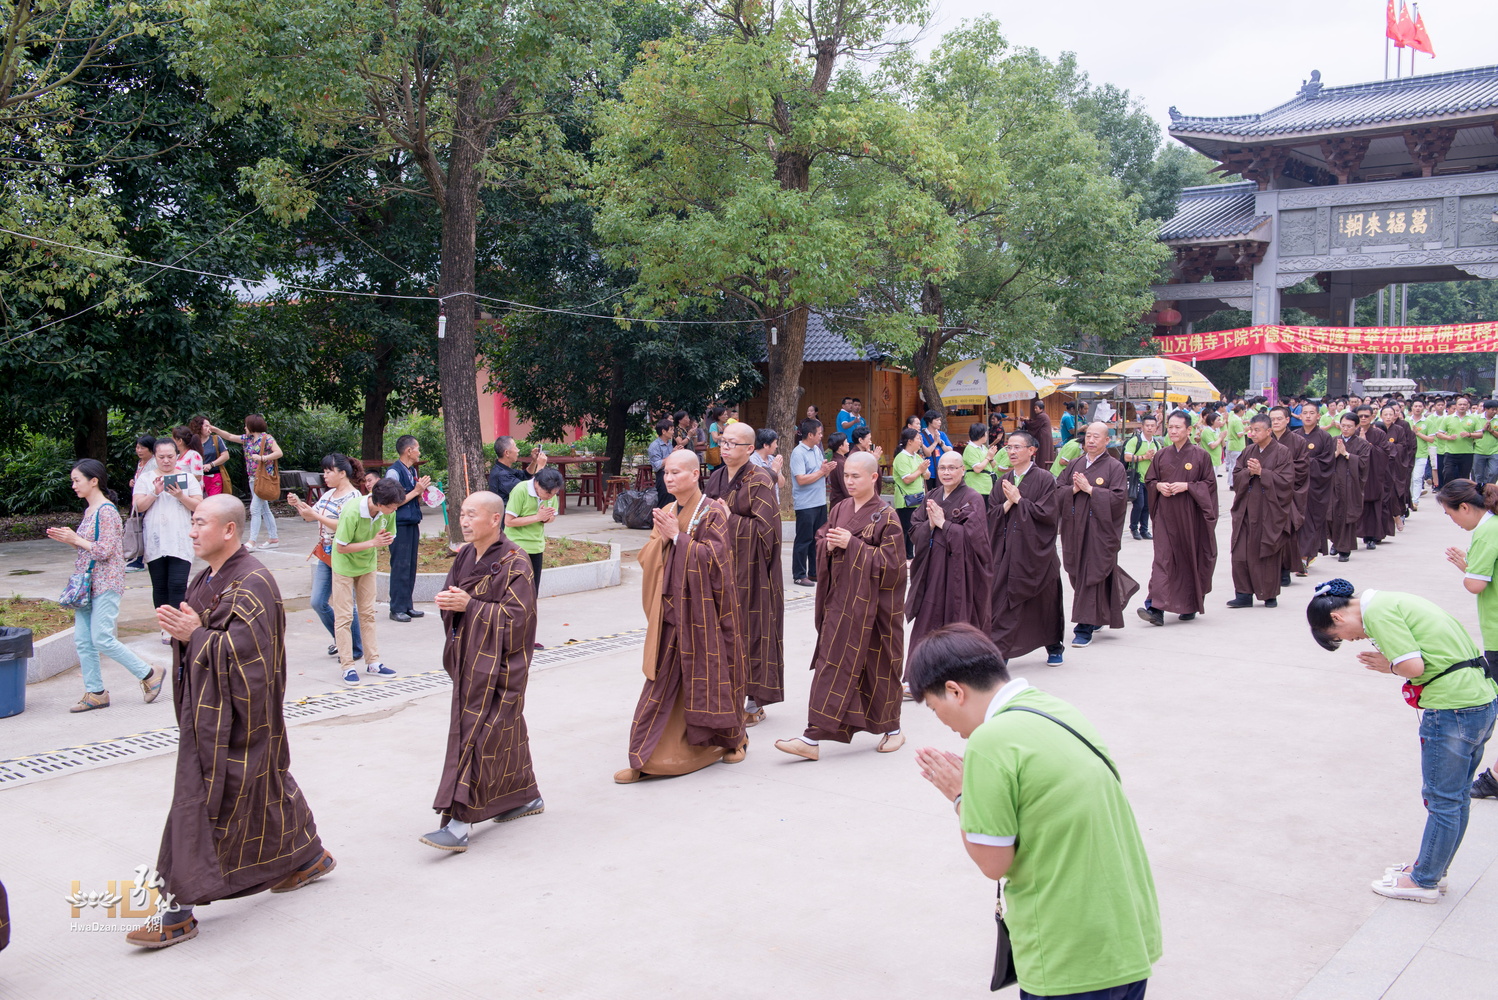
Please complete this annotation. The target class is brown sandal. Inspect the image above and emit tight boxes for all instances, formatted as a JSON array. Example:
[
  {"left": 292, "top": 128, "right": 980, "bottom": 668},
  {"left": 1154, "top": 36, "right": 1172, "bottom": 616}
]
[
  {"left": 125, "top": 914, "right": 198, "bottom": 949},
  {"left": 270, "top": 850, "right": 336, "bottom": 893},
  {"left": 743, "top": 708, "right": 766, "bottom": 727}
]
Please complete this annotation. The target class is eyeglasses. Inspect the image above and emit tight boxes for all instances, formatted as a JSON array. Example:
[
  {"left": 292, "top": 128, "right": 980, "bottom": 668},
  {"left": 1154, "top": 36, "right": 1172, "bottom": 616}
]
[{"left": 719, "top": 441, "right": 748, "bottom": 449}]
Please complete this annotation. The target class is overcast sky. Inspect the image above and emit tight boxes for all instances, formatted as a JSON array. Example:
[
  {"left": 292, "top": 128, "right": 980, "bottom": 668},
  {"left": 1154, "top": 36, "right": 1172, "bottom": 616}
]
[{"left": 927, "top": 0, "right": 1498, "bottom": 141}]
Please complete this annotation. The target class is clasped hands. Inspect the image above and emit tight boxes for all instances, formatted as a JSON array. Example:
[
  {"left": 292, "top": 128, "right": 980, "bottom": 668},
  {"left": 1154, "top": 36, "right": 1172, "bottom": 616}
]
[
  {"left": 826, "top": 526, "right": 853, "bottom": 550},
  {"left": 1070, "top": 471, "right": 1093, "bottom": 494},
  {"left": 434, "top": 585, "right": 471, "bottom": 612},
  {"left": 915, "top": 746, "right": 964, "bottom": 803},
  {"left": 156, "top": 602, "right": 203, "bottom": 644},
  {"left": 924, "top": 498, "right": 946, "bottom": 529},
  {"left": 1156, "top": 481, "right": 1188, "bottom": 497}
]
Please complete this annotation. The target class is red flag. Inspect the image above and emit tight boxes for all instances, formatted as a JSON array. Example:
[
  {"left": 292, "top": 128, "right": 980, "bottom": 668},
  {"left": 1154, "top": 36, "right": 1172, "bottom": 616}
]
[
  {"left": 1411, "top": 5, "right": 1435, "bottom": 55},
  {"left": 1396, "top": 1, "right": 1416, "bottom": 46},
  {"left": 1386, "top": 0, "right": 1402, "bottom": 45}
]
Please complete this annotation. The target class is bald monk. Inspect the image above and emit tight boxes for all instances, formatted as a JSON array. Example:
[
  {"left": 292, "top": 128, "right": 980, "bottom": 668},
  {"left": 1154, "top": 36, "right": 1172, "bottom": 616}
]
[
  {"left": 128, "top": 496, "right": 333, "bottom": 950},
  {"left": 1227, "top": 414, "right": 1293, "bottom": 608},
  {"left": 1356, "top": 407, "right": 1395, "bottom": 548},
  {"left": 1296, "top": 401, "right": 1336, "bottom": 570},
  {"left": 987, "top": 431, "right": 1065, "bottom": 664},
  {"left": 1326, "top": 412, "right": 1368, "bottom": 563},
  {"left": 907, "top": 451, "right": 992, "bottom": 654},
  {"left": 705, "top": 422, "right": 784, "bottom": 726},
  {"left": 1058, "top": 422, "right": 1139, "bottom": 647},
  {"left": 616, "top": 450, "right": 747, "bottom": 784},
  {"left": 775, "top": 452, "right": 907, "bottom": 760},
  {"left": 1138, "top": 410, "right": 1217, "bottom": 626},
  {"left": 419, "top": 492, "right": 543, "bottom": 853},
  {"left": 1269, "top": 405, "right": 1309, "bottom": 584}
]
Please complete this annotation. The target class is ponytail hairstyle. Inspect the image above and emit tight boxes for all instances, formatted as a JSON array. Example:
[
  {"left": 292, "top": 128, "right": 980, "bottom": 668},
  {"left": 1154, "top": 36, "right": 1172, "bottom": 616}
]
[
  {"left": 1435, "top": 478, "right": 1498, "bottom": 516},
  {"left": 172, "top": 425, "right": 203, "bottom": 456},
  {"left": 72, "top": 458, "right": 119, "bottom": 506},
  {"left": 348, "top": 456, "right": 368, "bottom": 493},
  {"left": 320, "top": 453, "right": 363, "bottom": 491},
  {"left": 1307, "top": 578, "right": 1357, "bottom": 651}
]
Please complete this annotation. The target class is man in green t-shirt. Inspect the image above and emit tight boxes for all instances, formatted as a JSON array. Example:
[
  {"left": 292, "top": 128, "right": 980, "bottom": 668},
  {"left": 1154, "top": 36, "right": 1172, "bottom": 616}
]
[
  {"left": 891, "top": 427, "right": 927, "bottom": 559},
  {"left": 910, "top": 625, "right": 1161, "bottom": 996},
  {"left": 504, "top": 466, "right": 563, "bottom": 585},
  {"left": 1439, "top": 395, "right": 1482, "bottom": 483},
  {"left": 1410, "top": 399, "right": 1435, "bottom": 505},
  {"left": 332, "top": 478, "right": 404, "bottom": 685},
  {"left": 1123, "top": 415, "right": 1161, "bottom": 540},
  {"left": 1048, "top": 437, "right": 1082, "bottom": 478},
  {"left": 1474, "top": 400, "right": 1498, "bottom": 486},
  {"left": 961, "top": 422, "right": 1000, "bottom": 496},
  {"left": 1224, "top": 405, "right": 1246, "bottom": 472}
]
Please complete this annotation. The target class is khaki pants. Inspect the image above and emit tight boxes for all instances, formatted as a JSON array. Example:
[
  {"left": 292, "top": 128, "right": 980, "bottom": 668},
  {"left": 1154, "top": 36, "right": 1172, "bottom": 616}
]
[{"left": 331, "top": 571, "right": 379, "bottom": 669}]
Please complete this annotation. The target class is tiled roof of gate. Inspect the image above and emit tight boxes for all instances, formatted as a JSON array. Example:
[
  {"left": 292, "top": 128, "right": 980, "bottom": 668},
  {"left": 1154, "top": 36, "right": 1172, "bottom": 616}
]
[{"left": 1157, "top": 182, "right": 1270, "bottom": 241}]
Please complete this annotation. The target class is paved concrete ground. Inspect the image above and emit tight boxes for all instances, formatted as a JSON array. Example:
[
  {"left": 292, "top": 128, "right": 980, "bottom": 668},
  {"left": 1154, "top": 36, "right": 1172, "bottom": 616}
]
[{"left": 3, "top": 484, "right": 1498, "bottom": 998}]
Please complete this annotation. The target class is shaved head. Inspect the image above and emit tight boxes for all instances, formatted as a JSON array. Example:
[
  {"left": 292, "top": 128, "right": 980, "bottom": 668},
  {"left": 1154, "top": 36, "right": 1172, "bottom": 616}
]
[
  {"left": 198, "top": 494, "right": 245, "bottom": 534},
  {"left": 464, "top": 490, "right": 504, "bottom": 517},
  {"left": 845, "top": 451, "right": 878, "bottom": 476},
  {"left": 190, "top": 495, "right": 246, "bottom": 569},
  {"left": 459, "top": 490, "right": 505, "bottom": 546},
  {"left": 722, "top": 422, "right": 755, "bottom": 470},
  {"left": 723, "top": 422, "right": 754, "bottom": 446},
  {"left": 665, "top": 449, "right": 700, "bottom": 474},
  {"left": 937, "top": 451, "right": 964, "bottom": 470}
]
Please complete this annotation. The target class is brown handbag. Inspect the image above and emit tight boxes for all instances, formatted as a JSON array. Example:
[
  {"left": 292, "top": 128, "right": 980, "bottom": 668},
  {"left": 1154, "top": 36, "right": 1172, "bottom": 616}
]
[
  {"left": 215, "top": 436, "right": 235, "bottom": 496},
  {"left": 253, "top": 449, "right": 281, "bottom": 501}
]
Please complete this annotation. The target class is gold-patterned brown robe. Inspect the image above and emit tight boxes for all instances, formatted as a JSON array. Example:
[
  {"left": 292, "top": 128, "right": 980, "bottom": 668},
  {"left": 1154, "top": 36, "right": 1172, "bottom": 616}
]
[
  {"left": 157, "top": 547, "right": 324, "bottom": 906},
  {"left": 1143, "top": 442, "right": 1218, "bottom": 615},
  {"left": 433, "top": 535, "right": 540, "bottom": 823},
  {"left": 705, "top": 461, "right": 785, "bottom": 707},
  {"left": 1059, "top": 453, "right": 1139, "bottom": 629},
  {"left": 1230, "top": 439, "right": 1294, "bottom": 600},
  {"left": 626, "top": 497, "right": 746, "bottom": 775},
  {"left": 805, "top": 496, "right": 906, "bottom": 742}
]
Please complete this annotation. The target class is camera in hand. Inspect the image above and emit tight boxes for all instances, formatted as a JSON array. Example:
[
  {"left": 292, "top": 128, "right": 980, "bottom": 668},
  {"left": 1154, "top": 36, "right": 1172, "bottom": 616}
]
[{"left": 164, "top": 473, "right": 191, "bottom": 491}]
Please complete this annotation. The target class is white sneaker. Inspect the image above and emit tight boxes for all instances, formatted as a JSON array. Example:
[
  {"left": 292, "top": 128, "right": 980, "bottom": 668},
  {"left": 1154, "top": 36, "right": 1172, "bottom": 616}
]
[
  {"left": 260, "top": 539, "right": 279, "bottom": 550},
  {"left": 1371, "top": 872, "right": 1441, "bottom": 903},
  {"left": 1384, "top": 863, "right": 1449, "bottom": 894}
]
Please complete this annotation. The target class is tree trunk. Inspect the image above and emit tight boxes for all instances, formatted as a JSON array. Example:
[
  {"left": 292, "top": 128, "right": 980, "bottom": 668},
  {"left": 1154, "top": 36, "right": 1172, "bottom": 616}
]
[
  {"left": 913, "top": 338, "right": 942, "bottom": 421},
  {"left": 360, "top": 339, "right": 393, "bottom": 464},
  {"left": 435, "top": 97, "right": 488, "bottom": 542},
  {"left": 73, "top": 405, "right": 108, "bottom": 463},
  {"left": 767, "top": 306, "right": 808, "bottom": 518},
  {"left": 604, "top": 387, "right": 629, "bottom": 479}
]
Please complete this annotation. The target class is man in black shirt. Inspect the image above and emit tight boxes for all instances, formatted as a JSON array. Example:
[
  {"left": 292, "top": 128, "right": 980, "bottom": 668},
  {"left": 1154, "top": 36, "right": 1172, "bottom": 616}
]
[{"left": 487, "top": 435, "right": 548, "bottom": 503}]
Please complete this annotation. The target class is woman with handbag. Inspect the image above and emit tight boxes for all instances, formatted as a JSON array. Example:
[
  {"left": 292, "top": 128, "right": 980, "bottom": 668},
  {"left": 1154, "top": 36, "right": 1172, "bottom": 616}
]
[
  {"left": 190, "top": 414, "right": 234, "bottom": 497},
  {"left": 133, "top": 439, "right": 204, "bottom": 644},
  {"left": 1308, "top": 578, "right": 1498, "bottom": 902},
  {"left": 46, "top": 459, "right": 165, "bottom": 713},
  {"left": 205, "top": 413, "right": 282, "bottom": 549},
  {"left": 287, "top": 454, "right": 365, "bottom": 663},
  {"left": 125, "top": 436, "right": 155, "bottom": 571}
]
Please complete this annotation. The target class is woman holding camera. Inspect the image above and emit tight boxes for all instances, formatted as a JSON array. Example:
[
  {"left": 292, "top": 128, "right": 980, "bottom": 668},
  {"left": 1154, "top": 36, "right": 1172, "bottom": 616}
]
[
  {"left": 1307, "top": 577, "right": 1498, "bottom": 902},
  {"left": 47, "top": 459, "right": 165, "bottom": 713},
  {"left": 133, "top": 439, "right": 203, "bottom": 643},
  {"left": 287, "top": 453, "right": 366, "bottom": 661},
  {"left": 190, "top": 414, "right": 233, "bottom": 497}
]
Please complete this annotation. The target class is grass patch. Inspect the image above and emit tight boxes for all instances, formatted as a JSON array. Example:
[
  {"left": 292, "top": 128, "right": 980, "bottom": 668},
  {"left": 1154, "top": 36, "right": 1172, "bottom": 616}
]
[
  {"left": 378, "top": 535, "right": 611, "bottom": 574},
  {"left": 0, "top": 594, "right": 75, "bottom": 641}
]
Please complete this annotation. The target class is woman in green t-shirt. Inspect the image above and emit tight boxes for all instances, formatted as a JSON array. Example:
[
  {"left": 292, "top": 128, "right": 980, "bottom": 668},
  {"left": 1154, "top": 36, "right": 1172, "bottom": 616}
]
[
  {"left": 1436, "top": 478, "right": 1498, "bottom": 800},
  {"left": 1195, "top": 410, "right": 1224, "bottom": 471},
  {"left": 891, "top": 428, "right": 927, "bottom": 559},
  {"left": 1307, "top": 577, "right": 1498, "bottom": 903}
]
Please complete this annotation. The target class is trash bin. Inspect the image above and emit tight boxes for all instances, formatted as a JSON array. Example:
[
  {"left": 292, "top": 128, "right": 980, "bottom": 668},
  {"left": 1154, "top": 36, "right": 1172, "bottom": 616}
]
[{"left": 0, "top": 626, "right": 33, "bottom": 719}]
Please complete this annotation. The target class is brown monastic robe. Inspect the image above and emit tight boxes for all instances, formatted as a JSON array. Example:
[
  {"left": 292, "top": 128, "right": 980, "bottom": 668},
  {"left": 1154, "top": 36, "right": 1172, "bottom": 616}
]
[
  {"left": 705, "top": 461, "right": 785, "bottom": 707},
  {"left": 433, "top": 535, "right": 540, "bottom": 823},
  {"left": 1272, "top": 429, "right": 1309, "bottom": 575},
  {"left": 1391, "top": 418, "right": 1417, "bottom": 516},
  {"left": 1327, "top": 433, "right": 1368, "bottom": 555},
  {"left": 826, "top": 453, "right": 849, "bottom": 510},
  {"left": 157, "top": 547, "right": 324, "bottom": 906},
  {"left": 987, "top": 464, "right": 1064, "bottom": 658},
  {"left": 1298, "top": 425, "right": 1336, "bottom": 561},
  {"left": 1059, "top": 452, "right": 1139, "bottom": 629},
  {"left": 1024, "top": 412, "right": 1056, "bottom": 467},
  {"left": 1230, "top": 439, "right": 1294, "bottom": 600},
  {"left": 1357, "top": 426, "right": 1396, "bottom": 541},
  {"left": 907, "top": 482, "right": 993, "bottom": 656},
  {"left": 1143, "top": 441, "right": 1218, "bottom": 615},
  {"left": 806, "top": 496, "right": 906, "bottom": 742},
  {"left": 627, "top": 497, "right": 746, "bottom": 775}
]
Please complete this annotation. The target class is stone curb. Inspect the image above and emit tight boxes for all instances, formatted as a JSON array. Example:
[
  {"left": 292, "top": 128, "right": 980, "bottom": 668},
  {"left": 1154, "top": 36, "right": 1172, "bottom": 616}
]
[{"left": 375, "top": 541, "right": 621, "bottom": 603}]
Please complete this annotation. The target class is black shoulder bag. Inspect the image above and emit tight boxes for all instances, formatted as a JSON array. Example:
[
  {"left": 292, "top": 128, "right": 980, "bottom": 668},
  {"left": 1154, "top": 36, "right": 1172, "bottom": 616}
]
[{"left": 988, "top": 705, "right": 1121, "bottom": 991}]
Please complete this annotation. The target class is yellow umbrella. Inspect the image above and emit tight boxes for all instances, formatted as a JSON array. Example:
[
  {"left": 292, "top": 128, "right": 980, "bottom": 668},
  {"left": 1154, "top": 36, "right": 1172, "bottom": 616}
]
[
  {"left": 1103, "top": 357, "right": 1220, "bottom": 402},
  {"left": 933, "top": 359, "right": 1056, "bottom": 406}
]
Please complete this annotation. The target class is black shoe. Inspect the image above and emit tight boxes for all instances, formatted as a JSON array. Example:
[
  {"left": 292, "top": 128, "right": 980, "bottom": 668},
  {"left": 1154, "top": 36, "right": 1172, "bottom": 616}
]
[
  {"left": 1472, "top": 769, "right": 1498, "bottom": 799},
  {"left": 1264, "top": 598, "right": 1278, "bottom": 608},
  {"left": 327, "top": 644, "right": 338, "bottom": 657},
  {"left": 406, "top": 609, "right": 425, "bottom": 618},
  {"left": 1365, "top": 541, "right": 1377, "bottom": 550},
  {"left": 1225, "top": 593, "right": 1254, "bottom": 609},
  {"left": 1280, "top": 571, "right": 1292, "bottom": 587},
  {"left": 1337, "top": 552, "right": 1350, "bottom": 562},
  {"left": 1141, "top": 530, "right": 1153, "bottom": 540},
  {"left": 390, "top": 611, "right": 412, "bottom": 623},
  {"left": 1178, "top": 613, "right": 1197, "bottom": 621},
  {"left": 1130, "top": 529, "right": 1141, "bottom": 540},
  {"left": 1136, "top": 606, "right": 1164, "bottom": 627},
  {"left": 794, "top": 578, "right": 815, "bottom": 587}
]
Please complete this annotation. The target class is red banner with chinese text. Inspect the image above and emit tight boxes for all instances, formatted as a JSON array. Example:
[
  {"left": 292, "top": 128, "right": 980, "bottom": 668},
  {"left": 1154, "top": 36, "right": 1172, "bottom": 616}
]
[{"left": 1155, "top": 324, "right": 1498, "bottom": 360}]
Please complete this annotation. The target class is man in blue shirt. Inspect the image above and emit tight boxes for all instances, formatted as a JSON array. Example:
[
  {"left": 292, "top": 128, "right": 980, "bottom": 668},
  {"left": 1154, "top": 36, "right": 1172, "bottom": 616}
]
[
  {"left": 790, "top": 418, "right": 836, "bottom": 587},
  {"left": 1060, "top": 402, "right": 1077, "bottom": 447},
  {"left": 385, "top": 434, "right": 432, "bottom": 622},
  {"left": 647, "top": 418, "right": 676, "bottom": 509},
  {"left": 920, "top": 410, "right": 954, "bottom": 488},
  {"left": 836, "top": 397, "right": 859, "bottom": 436}
]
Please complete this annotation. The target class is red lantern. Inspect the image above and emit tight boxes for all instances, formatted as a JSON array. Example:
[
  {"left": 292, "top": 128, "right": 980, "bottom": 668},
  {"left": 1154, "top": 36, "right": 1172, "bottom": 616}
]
[{"left": 1154, "top": 308, "right": 1182, "bottom": 327}]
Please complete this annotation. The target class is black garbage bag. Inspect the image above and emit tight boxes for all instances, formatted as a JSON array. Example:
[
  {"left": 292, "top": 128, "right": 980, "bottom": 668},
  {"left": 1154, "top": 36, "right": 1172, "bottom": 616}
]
[{"left": 612, "top": 490, "right": 658, "bottom": 529}]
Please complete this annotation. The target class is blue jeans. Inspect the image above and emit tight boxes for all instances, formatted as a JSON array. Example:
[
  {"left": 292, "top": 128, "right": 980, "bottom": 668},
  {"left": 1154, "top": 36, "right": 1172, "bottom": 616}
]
[
  {"left": 311, "top": 560, "right": 361, "bottom": 659},
  {"left": 248, "top": 495, "right": 278, "bottom": 543},
  {"left": 1474, "top": 454, "right": 1498, "bottom": 486},
  {"left": 388, "top": 521, "right": 419, "bottom": 614},
  {"left": 1022, "top": 978, "right": 1147, "bottom": 1000},
  {"left": 1412, "top": 700, "right": 1498, "bottom": 888},
  {"left": 74, "top": 590, "right": 153, "bottom": 694}
]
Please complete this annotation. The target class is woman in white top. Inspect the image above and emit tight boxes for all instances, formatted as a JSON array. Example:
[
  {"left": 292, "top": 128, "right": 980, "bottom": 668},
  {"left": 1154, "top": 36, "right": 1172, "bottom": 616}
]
[
  {"left": 133, "top": 439, "right": 203, "bottom": 643},
  {"left": 288, "top": 453, "right": 366, "bottom": 661}
]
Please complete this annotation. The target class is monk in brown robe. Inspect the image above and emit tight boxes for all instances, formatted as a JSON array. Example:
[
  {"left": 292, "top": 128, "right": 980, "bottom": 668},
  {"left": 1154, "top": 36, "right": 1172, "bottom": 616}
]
[
  {"left": 1356, "top": 408, "right": 1396, "bottom": 547},
  {"left": 1327, "top": 413, "right": 1368, "bottom": 562},
  {"left": 1385, "top": 404, "right": 1416, "bottom": 521},
  {"left": 1270, "top": 405, "right": 1309, "bottom": 584},
  {"left": 775, "top": 452, "right": 907, "bottom": 760},
  {"left": 826, "top": 433, "right": 850, "bottom": 509},
  {"left": 129, "top": 496, "right": 333, "bottom": 950},
  {"left": 616, "top": 449, "right": 747, "bottom": 784},
  {"left": 1023, "top": 398, "right": 1056, "bottom": 468},
  {"left": 419, "top": 491, "right": 542, "bottom": 853},
  {"left": 907, "top": 450, "right": 993, "bottom": 657},
  {"left": 1296, "top": 402, "right": 1336, "bottom": 568},
  {"left": 1059, "top": 422, "right": 1139, "bottom": 647},
  {"left": 1139, "top": 409, "right": 1217, "bottom": 625},
  {"left": 705, "top": 422, "right": 784, "bottom": 726},
  {"left": 987, "top": 431, "right": 1065, "bottom": 663},
  {"left": 1227, "top": 415, "right": 1293, "bottom": 608}
]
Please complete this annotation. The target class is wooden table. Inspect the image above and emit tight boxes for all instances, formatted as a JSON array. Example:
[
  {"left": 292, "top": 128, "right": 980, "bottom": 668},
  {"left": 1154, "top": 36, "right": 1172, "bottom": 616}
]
[{"left": 547, "top": 456, "right": 605, "bottom": 513}]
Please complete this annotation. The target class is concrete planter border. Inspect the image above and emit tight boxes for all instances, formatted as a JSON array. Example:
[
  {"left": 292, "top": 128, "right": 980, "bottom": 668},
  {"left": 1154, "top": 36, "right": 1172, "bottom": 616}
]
[
  {"left": 27, "top": 628, "right": 82, "bottom": 684},
  {"left": 376, "top": 541, "right": 621, "bottom": 603}
]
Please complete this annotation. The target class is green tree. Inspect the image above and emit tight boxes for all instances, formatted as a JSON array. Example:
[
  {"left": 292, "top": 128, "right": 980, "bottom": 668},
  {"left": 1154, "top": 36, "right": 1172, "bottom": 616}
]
[
  {"left": 178, "top": 0, "right": 619, "bottom": 536},
  {"left": 593, "top": 0, "right": 944, "bottom": 509}
]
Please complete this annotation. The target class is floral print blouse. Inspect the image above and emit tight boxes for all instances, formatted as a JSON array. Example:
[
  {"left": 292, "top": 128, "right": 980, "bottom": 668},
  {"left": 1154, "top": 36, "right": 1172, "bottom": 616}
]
[{"left": 76, "top": 502, "right": 126, "bottom": 596}]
